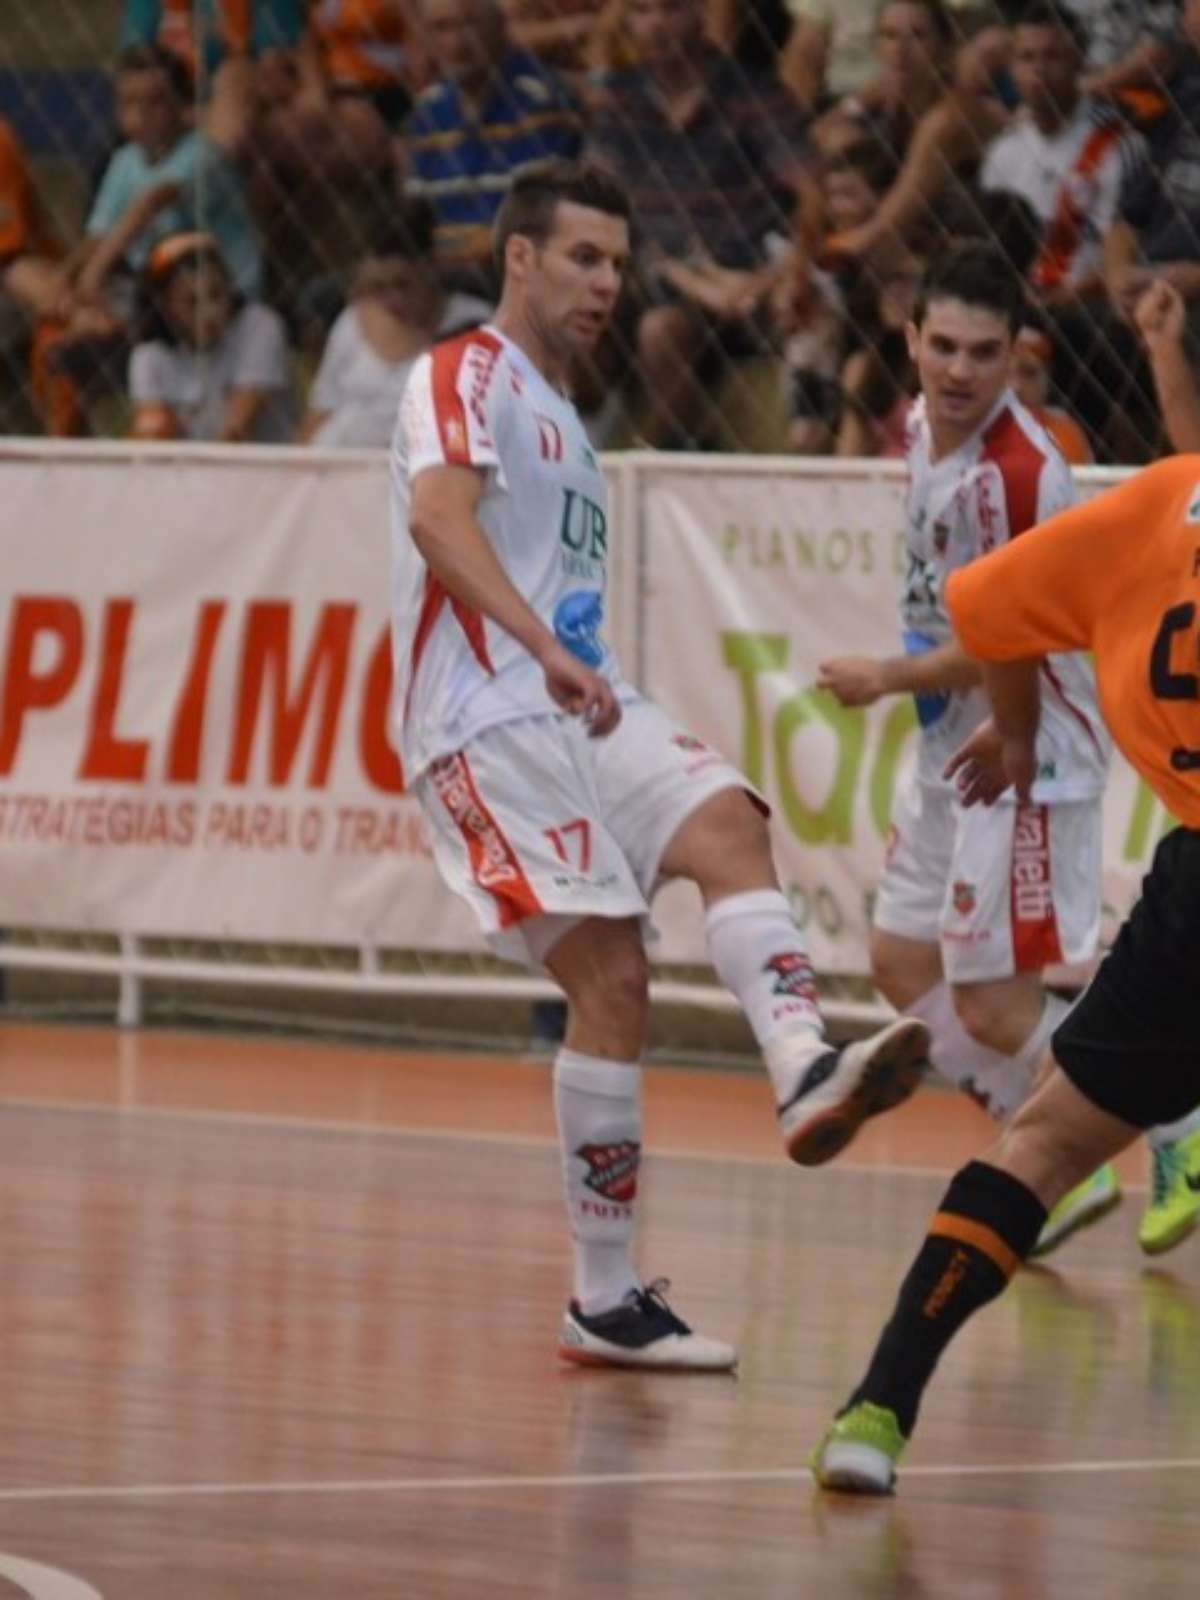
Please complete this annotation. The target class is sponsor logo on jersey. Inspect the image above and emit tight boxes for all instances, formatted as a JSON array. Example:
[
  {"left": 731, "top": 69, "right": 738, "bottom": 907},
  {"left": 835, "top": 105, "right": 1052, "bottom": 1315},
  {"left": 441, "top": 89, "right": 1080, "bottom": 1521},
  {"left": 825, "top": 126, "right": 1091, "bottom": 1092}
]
[
  {"left": 952, "top": 879, "right": 976, "bottom": 917},
  {"left": 576, "top": 1140, "right": 640, "bottom": 1204},
  {"left": 534, "top": 413, "right": 564, "bottom": 461},
  {"left": 553, "top": 590, "right": 604, "bottom": 667},
  {"left": 764, "top": 951, "right": 818, "bottom": 1005},
  {"left": 463, "top": 340, "right": 499, "bottom": 437},
  {"left": 1187, "top": 483, "right": 1200, "bottom": 524},
  {"left": 671, "top": 733, "right": 707, "bottom": 753}
]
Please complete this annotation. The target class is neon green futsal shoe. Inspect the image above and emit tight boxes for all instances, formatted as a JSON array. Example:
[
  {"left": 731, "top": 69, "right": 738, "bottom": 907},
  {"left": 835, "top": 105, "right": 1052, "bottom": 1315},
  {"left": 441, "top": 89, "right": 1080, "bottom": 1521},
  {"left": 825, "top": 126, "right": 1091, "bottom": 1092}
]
[
  {"left": 1029, "top": 1163, "right": 1121, "bottom": 1258},
  {"left": 1139, "top": 1131, "right": 1200, "bottom": 1255},
  {"left": 810, "top": 1401, "right": 906, "bottom": 1494}
]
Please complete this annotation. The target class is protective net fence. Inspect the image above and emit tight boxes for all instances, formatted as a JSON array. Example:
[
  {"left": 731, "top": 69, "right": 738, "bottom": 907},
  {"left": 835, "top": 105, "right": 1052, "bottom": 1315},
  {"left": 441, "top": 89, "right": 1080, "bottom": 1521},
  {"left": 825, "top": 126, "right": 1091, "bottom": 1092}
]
[{"left": 0, "top": 0, "right": 1192, "bottom": 460}]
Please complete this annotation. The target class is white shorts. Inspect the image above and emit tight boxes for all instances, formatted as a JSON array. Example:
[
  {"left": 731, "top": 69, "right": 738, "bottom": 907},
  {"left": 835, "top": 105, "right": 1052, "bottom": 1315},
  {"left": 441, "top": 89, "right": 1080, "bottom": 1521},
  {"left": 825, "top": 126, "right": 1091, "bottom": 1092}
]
[
  {"left": 872, "top": 780, "right": 1102, "bottom": 984},
  {"left": 416, "top": 701, "right": 763, "bottom": 967}
]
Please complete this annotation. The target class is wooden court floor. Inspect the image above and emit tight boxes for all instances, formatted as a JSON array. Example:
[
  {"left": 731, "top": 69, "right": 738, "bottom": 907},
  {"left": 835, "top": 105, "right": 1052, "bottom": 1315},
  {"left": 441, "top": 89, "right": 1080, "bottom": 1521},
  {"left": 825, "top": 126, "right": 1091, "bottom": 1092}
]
[{"left": 0, "top": 1022, "right": 1195, "bottom": 1599}]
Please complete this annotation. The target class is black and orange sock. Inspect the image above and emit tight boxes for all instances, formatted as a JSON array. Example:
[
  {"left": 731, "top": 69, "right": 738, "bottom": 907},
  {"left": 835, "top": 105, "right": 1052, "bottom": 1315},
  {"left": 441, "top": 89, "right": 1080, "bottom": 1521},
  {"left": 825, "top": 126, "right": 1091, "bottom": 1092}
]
[{"left": 844, "top": 1160, "right": 1047, "bottom": 1437}]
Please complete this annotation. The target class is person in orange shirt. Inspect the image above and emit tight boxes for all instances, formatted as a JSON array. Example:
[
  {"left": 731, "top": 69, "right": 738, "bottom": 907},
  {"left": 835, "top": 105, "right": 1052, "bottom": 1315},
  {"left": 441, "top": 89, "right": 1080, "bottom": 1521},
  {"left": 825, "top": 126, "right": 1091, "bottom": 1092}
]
[
  {"left": 811, "top": 451, "right": 1200, "bottom": 1494},
  {"left": 1010, "top": 321, "right": 1093, "bottom": 465}
]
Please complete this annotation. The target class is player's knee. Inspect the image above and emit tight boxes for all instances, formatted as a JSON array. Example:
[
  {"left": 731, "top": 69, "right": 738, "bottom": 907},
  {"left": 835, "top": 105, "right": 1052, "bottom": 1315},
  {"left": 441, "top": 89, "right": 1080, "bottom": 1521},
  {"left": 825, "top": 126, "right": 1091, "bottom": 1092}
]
[
  {"left": 570, "top": 942, "right": 651, "bottom": 1038},
  {"left": 869, "top": 932, "right": 934, "bottom": 1013},
  {"left": 951, "top": 984, "right": 1010, "bottom": 1052}
]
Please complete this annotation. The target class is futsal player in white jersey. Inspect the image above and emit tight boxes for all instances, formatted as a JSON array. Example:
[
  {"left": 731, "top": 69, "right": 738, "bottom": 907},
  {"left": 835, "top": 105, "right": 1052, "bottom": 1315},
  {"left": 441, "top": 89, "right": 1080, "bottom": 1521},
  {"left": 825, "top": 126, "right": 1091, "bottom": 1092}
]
[
  {"left": 390, "top": 160, "right": 929, "bottom": 1371},
  {"left": 819, "top": 239, "right": 1200, "bottom": 1257}
]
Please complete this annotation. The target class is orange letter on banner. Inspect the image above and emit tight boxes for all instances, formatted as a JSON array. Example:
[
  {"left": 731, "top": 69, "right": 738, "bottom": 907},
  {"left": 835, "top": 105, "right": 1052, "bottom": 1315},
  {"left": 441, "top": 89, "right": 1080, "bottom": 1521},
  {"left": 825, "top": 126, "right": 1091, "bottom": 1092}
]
[
  {"left": 0, "top": 596, "right": 83, "bottom": 775},
  {"left": 227, "top": 602, "right": 356, "bottom": 787},
  {"left": 79, "top": 599, "right": 150, "bottom": 780},
  {"left": 360, "top": 626, "right": 404, "bottom": 794},
  {"left": 166, "top": 600, "right": 227, "bottom": 783}
]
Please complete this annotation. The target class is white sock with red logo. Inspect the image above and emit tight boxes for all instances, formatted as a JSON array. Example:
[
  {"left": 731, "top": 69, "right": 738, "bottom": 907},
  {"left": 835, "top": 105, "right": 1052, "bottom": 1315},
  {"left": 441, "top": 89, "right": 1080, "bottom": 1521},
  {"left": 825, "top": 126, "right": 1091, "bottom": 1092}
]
[
  {"left": 909, "top": 984, "right": 1069, "bottom": 1122},
  {"left": 705, "top": 889, "right": 826, "bottom": 1103},
  {"left": 554, "top": 1048, "right": 642, "bottom": 1316}
]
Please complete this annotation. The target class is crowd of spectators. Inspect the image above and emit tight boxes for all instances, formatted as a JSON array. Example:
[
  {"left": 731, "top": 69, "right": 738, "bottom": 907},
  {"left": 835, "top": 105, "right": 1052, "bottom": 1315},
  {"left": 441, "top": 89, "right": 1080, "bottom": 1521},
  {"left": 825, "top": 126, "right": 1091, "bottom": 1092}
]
[{"left": 0, "top": 0, "right": 1198, "bottom": 460}]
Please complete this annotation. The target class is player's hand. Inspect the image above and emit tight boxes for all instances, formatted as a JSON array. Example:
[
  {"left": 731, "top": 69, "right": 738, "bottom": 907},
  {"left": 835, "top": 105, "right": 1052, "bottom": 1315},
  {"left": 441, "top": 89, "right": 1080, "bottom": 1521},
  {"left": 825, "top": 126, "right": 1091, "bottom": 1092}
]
[
  {"left": 539, "top": 642, "right": 621, "bottom": 737},
  {"left": 944, "top": 719, "right": 1009, "bottom": 806},
  {"left": 816, "top": 656, "right": 889, "bottom": 707},
  {"left": 1135, "top": 277, "right": 1186, "bottom": 350}
]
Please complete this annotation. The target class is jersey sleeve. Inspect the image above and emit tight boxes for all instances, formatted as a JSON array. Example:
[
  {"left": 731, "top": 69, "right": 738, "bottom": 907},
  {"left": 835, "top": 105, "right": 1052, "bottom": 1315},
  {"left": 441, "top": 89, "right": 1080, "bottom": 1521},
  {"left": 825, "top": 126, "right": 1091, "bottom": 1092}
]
[
  {"left": 946, "top": 462, "right": 1184, "bottom": 661},
  {"left": 397, "top": 330, "right": 508, "bottom": 485}
]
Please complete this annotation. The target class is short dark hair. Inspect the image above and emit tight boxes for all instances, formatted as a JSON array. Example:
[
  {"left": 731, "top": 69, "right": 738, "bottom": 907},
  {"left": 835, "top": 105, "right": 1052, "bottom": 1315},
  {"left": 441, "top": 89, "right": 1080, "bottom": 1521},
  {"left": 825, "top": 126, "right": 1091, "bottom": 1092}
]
[
  {"left": 1014, "top": 1, "right": 1088, "bottom": 55},
  {"left": 492, "top": 159, "right": 631, "bottom": 281},
  {"left": 116, "top": 43, "right": 194, "bottom": 103},
  {"left": 912, "top": 239, "right": 1027, "bottom": 333}
]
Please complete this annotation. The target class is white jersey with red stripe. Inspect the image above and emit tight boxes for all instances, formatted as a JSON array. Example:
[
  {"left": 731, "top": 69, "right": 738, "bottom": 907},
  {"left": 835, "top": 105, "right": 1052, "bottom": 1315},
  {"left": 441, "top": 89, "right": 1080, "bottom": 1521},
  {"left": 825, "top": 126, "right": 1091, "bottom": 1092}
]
[
  {"left": 390, "top": 324, "right": 639, "bottom": 779},
  {"left": 902, "top": 388, "right": 1109, "bottom": 800}
]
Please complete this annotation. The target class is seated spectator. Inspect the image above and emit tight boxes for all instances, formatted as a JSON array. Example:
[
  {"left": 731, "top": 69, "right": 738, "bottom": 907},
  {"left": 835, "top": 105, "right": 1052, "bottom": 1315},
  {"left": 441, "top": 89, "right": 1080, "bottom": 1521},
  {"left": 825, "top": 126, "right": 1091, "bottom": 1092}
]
[
  {"left": 1011, "top": 320, "right": 1093, "bottom": 462},
  {"left": 812, "top": 0, "right": 958, "bottom": 170},
  {"left": 705, "top": 0, "right": 794, "bottom": 74},
  {"left": 406, "top": 0, "right": 582, "bottom": 289},
  {"left": 81, "top": 45, "right": 262, "bottom": 304},
  {"left": 587, "top": 0, "right": 811, "bottom": 448},
  {"left": 299, "top": 202, "right": 491, "bottom": 446},
  {"left": 29, "top": 45, "right": 261, "bottom": 435},
  {"left": 980, "top": 2, "right": 1142, "bottom": 307},
  {"left": 502, "top": 0, "right": 612, "bottom": 78},
  {"left": 0, "top": 118, "right": 62, "bottom": 321},
  {"left": 129, "top": 230, "right": 294, "bottom": 441},
  {"left": 772, "top": 140, "right": 897, "bottom": 451},
  {"left": 835, "top": 238, "right": 926, "bottom": 456},
  {"left": 818, "top": 8, "right": 1014, "bottom": 262},
  {"left": 1071, "top": 0, "right": 1182, "bottom": 114},
  {"left": 259, "top": 0, "right": 415, "bottom": 201},
  {"left": 1094, "top": 0, "right": 1200, "bottom": 458},
  {"left": 122, "top": 0, "right": 306, "bottom": 83}
]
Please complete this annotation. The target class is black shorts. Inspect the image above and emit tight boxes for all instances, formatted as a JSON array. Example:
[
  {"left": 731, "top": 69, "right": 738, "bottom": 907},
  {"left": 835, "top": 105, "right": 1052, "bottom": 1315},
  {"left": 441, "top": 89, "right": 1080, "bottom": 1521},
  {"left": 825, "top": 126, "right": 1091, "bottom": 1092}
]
[{"left": 1053, "top": 827, "right": 1200, "bottom": 1126}]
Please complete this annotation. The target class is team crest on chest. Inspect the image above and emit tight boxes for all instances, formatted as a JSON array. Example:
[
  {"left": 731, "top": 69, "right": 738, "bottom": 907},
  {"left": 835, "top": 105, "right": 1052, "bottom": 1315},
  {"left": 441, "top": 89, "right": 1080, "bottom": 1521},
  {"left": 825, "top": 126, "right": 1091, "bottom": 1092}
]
[{"left": 534, "top": 413, "right": 564, "bottom": 462}]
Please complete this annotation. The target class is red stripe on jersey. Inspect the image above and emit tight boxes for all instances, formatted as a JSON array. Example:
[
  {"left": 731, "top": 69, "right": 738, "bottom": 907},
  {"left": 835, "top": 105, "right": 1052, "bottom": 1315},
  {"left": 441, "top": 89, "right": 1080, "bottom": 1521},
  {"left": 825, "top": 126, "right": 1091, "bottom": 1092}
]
[
  {"left": 981, "top": 406, "right": 1045, "bottom": 541},
  {"left": 1033, "top": 119, "right": 1125, "bottom": 293},
  {"left": 429, "top": 329, "right": 503, "bottom": 466},
  {"left": 403, "top": 578, "right": 496, "bottom": 724},
  {"left": 430, "top": 752, "right": 543, "bottom": 927},
  {"left": 450, "top": 596, "right": 494, "bottom": 675},
  {"left": 1041, "top": 657, "right": 1106, "bottom": 764},
  {"left": 404, "top": 571, "right": 447, "bottom": 724},
  {"left": 1010, "top": 803, "right": 1063, "bottom": 972}
]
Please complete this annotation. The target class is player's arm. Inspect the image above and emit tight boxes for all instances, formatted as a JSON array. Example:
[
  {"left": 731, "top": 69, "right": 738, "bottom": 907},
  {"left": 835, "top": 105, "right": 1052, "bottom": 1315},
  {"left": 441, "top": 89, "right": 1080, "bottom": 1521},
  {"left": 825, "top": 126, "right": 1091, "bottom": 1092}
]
[
  {"left": 408, "top": 464, "right": 620, "bottom": 735},
  {"left": 1136, "top": 278, "right": 1200, "bottom": 452},
  {"left": 816, "top": 640, "right": 981, "bottom": 707}
]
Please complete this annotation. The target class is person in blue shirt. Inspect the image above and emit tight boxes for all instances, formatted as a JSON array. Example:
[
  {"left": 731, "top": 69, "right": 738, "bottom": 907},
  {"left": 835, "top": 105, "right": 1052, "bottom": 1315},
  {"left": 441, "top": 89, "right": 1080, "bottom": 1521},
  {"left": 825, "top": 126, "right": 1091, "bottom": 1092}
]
[
  {"left": 405, "top": 0, "right": 581, "bottom": 289},
  {"left": 78, "top": 44, "right": 262, "bottom": 303}
]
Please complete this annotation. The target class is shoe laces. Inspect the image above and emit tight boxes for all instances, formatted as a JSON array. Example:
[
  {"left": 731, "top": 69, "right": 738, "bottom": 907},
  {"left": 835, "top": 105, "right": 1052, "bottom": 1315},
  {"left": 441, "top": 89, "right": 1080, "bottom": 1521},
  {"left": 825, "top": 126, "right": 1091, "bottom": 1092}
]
[
  {"left": 1151, "top": 1142, "right": 1185, "bottom": 1207},
  {"left": 635, "top": 1278, "right": 690, "bottom": 1335}
]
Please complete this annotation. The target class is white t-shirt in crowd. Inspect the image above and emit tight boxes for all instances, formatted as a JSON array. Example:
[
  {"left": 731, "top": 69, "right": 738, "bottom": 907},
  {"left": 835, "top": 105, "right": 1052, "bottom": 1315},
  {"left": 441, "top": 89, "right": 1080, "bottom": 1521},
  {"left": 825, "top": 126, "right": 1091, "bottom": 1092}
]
[
  {"left": 902, "top": 389, "right": 1109, "bottom": 800},
  {"left": 129, "top": 301, "right": 295, "bottom": 442},
  {"left": 310, "top": 292, "right": 492, "bottom": 448},
  {"left": 390, "top": 324, "right": 639, "bottom": 780},
  {"left": 979, "top": 98, "right": 1144, "bottom": 290}
]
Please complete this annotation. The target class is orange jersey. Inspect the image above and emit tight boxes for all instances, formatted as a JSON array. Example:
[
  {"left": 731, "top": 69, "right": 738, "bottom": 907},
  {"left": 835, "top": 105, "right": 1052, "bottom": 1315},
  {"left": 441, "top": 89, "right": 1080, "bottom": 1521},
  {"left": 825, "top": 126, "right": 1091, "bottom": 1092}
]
[
  {"left": 945, "top": 456, "right": 1200, "bottom": 826},
  {"left": 311, "top": 0, "right": 408, "bottom": 88}
]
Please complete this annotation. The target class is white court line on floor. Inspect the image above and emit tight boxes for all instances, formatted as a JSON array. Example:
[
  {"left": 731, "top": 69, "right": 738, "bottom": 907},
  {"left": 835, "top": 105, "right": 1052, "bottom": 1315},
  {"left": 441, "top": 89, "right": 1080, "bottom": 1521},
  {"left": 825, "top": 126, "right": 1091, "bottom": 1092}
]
[
  {"left": 0, "top": 1094, "right": 1151, "bottom": 1191},
  {"left": 0, "top": 1456, "right": 1196, "bottom": 1506}
]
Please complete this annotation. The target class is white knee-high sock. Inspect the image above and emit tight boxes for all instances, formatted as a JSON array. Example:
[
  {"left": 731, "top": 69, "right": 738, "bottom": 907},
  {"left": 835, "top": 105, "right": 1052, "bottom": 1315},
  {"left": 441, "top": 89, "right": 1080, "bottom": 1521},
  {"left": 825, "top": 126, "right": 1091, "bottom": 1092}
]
[
  {"left": 554, "top": 1048, "right": 642, "bottom": 1315},
  {"left": 1148, "top": 1105, "right": 1200, "bottom": 1149},
  {"left": 908, "top": 985, "right": 1070, "bottom": 1123},
  {"left": 705, "top": 889, "right": 826, "bottom": 1103}
]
